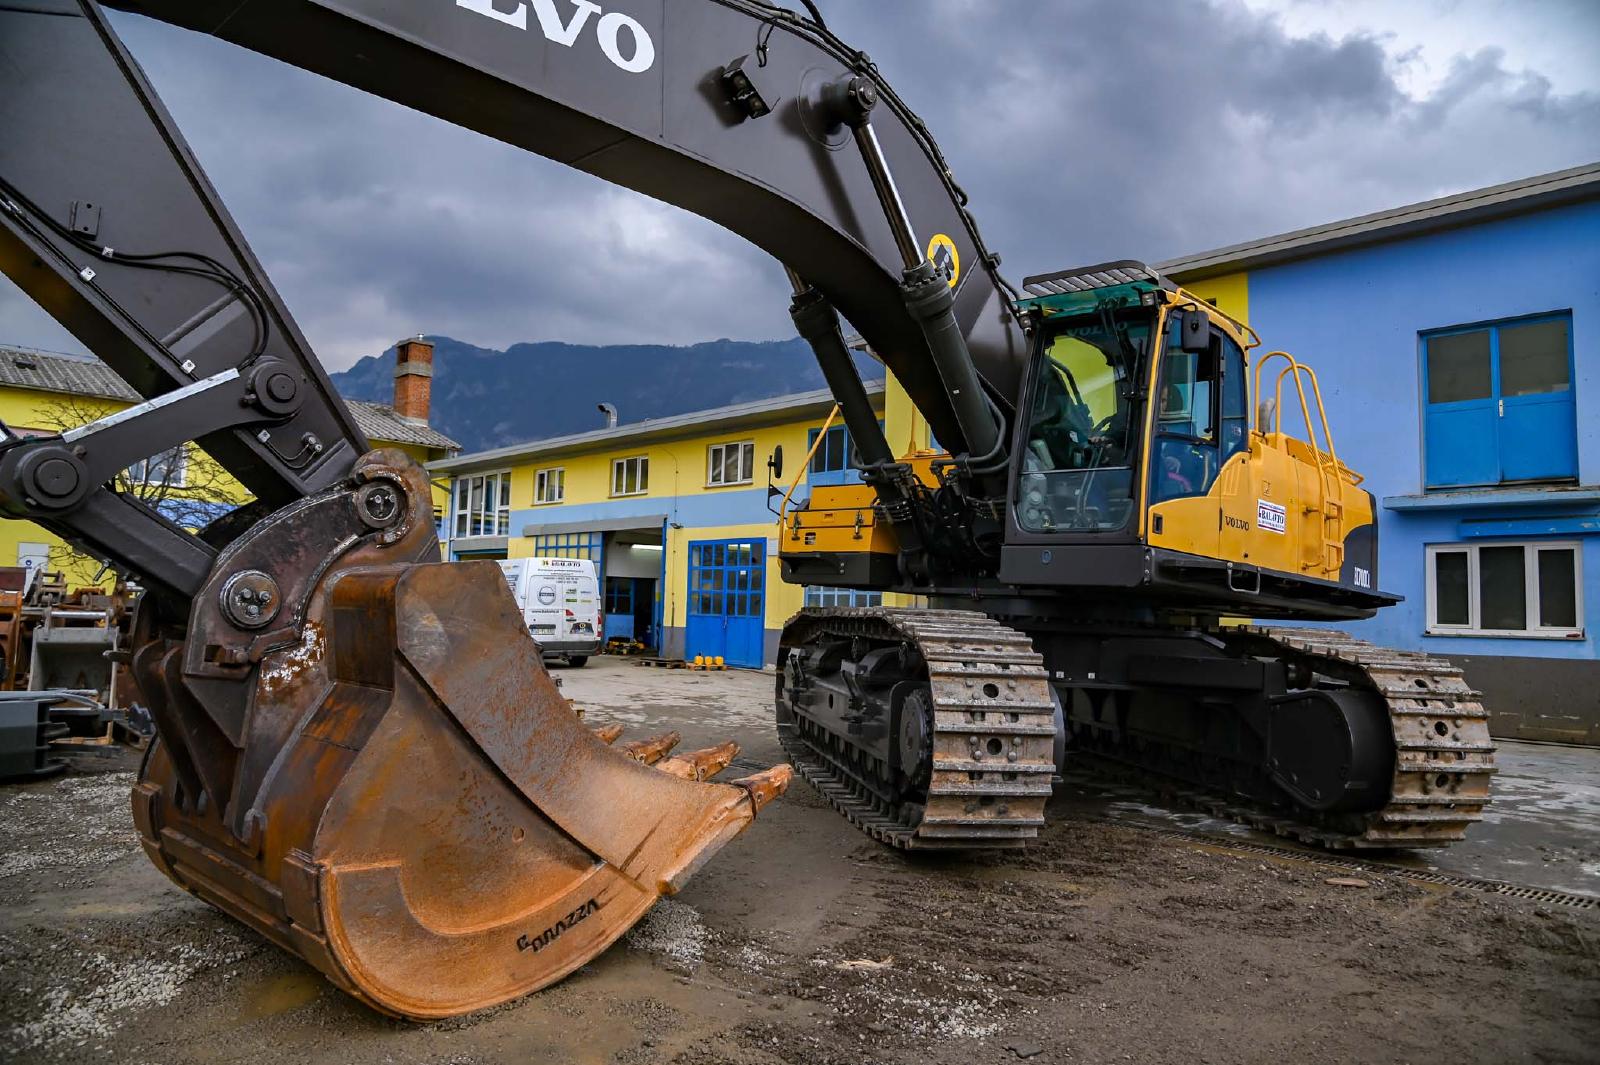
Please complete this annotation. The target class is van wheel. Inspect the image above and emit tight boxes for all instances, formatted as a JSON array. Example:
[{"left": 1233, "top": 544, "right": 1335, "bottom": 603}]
[{"left": 568, "top": 656, "right": 589, "bottom": 668}]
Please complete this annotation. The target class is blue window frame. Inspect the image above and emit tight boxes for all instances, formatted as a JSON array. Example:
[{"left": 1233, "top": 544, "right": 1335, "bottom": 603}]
[
  {"left": 604, "top": 577, "right": 633, "bottom": 615},
  {"left": 531, "top": 532, "right": 601, "bottom": 562},
  {"left": 807, "top": 420, "right": 884, "bottom": 487},
  {"left": 803, "top": 585, "right": 883, "bottom": 608},
  {"left": 1422, "top": 313, "right": 1576, "bottom": 489}
]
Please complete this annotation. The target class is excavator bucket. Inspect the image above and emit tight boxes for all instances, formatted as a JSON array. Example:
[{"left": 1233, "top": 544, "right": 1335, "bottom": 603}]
[{"left": 128, "top": 454, "right": 790, "bottom": 1020}]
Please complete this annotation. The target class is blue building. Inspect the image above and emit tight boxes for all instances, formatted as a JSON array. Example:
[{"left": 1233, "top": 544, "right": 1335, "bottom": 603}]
[{"left": 1162, "top": 162, "right": 1599, "bottom": 744}]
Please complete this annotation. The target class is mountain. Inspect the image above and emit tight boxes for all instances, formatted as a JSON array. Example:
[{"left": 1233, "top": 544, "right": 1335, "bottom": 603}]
[{"left": 329, "top": 336, "right": 884, "bottom": 454}]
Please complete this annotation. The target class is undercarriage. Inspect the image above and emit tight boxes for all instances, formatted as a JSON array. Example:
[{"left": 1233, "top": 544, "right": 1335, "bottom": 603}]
[{"left": 778, "top": 607, "right": 1495, "bottom": 851}]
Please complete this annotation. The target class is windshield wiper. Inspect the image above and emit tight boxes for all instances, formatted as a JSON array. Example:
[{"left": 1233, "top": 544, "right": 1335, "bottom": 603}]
[{"left": 1095, "top": 300, "right": 1139, "bottom": 373}]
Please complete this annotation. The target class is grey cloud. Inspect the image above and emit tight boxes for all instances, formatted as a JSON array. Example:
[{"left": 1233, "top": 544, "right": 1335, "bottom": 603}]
[{"left": 1, "top": 1, "right": 1595, "bottom": 370}]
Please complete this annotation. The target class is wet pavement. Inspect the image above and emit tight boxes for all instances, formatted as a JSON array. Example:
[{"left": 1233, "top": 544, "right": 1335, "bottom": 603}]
[
  {"left": 1061, "top": 738, "right": 1600, "bottom": 899},
  {"left": 2, "top": 656, "right": 1597, "bottom": 1064}
]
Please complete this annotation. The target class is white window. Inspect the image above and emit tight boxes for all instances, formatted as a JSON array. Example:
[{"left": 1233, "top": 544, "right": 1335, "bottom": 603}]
[
  {"left": 534, "top": 467, "right": 565, "bottom": 504},
  {"left": 127, "top": 446, "right": 187, "bottom": 488},
  {"left": 612, "top": 455, "right": 649, "bottom": 497},
  {"left": 706, "top": 440, "right": 755, "bottom": 486},
  {"left": 452, "top": 470, "right": 511, "bottom": 538},
  {"left": 1426, "top": 541, "right": 1583, "bottom": 638}
]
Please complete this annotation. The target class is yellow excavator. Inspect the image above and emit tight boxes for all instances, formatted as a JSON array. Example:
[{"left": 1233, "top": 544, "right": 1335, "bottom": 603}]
[
  {"left": 777, "top": 264, "right": 1492, "bottom": 850},
  {"left": 0, "top": 0, "right": 1491, "bottom": 1021}
]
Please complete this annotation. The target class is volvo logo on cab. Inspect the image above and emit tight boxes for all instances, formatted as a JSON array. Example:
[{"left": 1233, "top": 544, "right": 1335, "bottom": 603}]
[{"left": 456, "top": 0, "right": 656, "bottom": 73}]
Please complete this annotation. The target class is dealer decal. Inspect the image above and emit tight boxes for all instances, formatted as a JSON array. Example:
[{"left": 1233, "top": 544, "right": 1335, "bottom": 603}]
[{"left": 1256, "top": 499, "right": 1287, "bottom": 534}]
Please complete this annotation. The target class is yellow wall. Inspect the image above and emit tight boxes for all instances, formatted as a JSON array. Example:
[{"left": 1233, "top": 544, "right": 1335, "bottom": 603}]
[
  {"left": 464, "top": 397, "right": 890, "bottom": 644},
  {"left": 1178, "top": 271, "right": 1250, "bottom": 326},
  {"left": 883, "top": 368, "right": 932, "bottom": 457},
  {"left": 0, "top": 390, "right": 119, "bottom": 582},
  {"left": 490, "top": 399, "right": 886, "bottom": 518}
]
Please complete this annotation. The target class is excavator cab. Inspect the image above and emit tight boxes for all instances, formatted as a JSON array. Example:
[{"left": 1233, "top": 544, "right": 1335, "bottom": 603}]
[{"left": 1005, "top": 262, "right": 1396, "bottom": 621}]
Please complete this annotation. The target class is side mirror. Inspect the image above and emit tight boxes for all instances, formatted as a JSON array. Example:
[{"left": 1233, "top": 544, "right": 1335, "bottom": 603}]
[
  {"left": 1179, "top": 308, "right": 1211, "bottom": 353},
  {"left": 767, "top": 444, "right": 784, "bottom": 482}
]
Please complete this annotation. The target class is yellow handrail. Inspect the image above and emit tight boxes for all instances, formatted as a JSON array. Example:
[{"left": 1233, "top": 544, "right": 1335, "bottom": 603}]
[
  {"left": 778, "top": 403, "right": 839, "bottom": 525},
  {"left": 1271, "top": 365, "right": 1342, "bottom": 475},
  {"left": 1252, "top": 350, "right": 1295, "bottom": 433},
  {"left": 1254, "top": 350, "right": 1352, "bottom": 574}
]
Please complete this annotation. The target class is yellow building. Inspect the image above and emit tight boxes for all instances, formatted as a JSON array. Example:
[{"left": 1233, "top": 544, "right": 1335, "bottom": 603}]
[
  {"left": 429, "top": 379, "right": 899, "bottom": 666},
  {"left": 0, "top": 342, "right": 458, "bottom": 586}
]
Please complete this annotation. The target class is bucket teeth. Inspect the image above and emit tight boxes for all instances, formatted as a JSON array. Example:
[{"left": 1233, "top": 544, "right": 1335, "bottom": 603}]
[
  {"left": 620, "top": 731, "right": 681, "bottom": 765},
  {"left": 590, "top": 723, "right": 625, "bottom": 745},
  {"left": 657, "top": 741, "right": 740, "bottom": 781},
  {"left": 733, "top": 765, "right": 794, "bottom": 813}
]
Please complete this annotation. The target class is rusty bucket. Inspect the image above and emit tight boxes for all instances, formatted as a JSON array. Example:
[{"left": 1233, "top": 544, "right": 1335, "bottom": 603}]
[{"left": 133, "top": 557, "right": 787, "bottom": 1019}]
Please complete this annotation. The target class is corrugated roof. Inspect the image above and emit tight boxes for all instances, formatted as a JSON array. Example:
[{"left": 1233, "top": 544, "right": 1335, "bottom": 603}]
[
  {"left": 1155, "top": 162, "right": 1600, "bottom": 280},
  {"left": 430, "top": 381, "right": 886, "bottom": 473},
  {"left": 0, "top": 344, "right": 457, "bottom": 450},
  {"left": 0, "top": 345, "right": 138, "bottom": 403},
  {"left": 346, "top": 401, "right": 459, "bottom": 450}
]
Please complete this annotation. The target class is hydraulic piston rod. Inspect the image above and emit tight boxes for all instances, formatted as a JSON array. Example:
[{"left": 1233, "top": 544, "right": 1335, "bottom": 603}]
[
  {"left": 786, "top": 267, "right": 895, "bottom": 471},
  {"left": 830, "top": 76, "right": 1002, "bottom": 461}
]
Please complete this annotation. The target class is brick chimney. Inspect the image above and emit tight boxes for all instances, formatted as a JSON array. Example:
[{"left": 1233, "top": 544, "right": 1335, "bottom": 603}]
[{"left": 393, "top": 335, "right": 433, "bottom": 426}]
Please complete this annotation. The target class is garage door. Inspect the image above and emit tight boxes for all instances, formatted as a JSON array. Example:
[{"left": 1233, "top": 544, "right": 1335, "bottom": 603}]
[{"left": 685, "top": 539, "right": 766, "bottom": 668}]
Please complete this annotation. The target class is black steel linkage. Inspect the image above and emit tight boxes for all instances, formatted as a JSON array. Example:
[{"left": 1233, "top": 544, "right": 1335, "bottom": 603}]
[{"left": 0, "top": 2, "right": 368, "bottom": 514}]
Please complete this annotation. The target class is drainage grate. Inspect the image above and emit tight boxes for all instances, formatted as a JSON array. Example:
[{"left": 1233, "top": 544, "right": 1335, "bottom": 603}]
[{"left": 1116, "top": 820, "right": 1598, "bottom": 911}]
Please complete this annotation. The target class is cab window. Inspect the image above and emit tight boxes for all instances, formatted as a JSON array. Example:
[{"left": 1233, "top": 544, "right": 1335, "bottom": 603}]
[{"left": 1017, "top": 315, "right": 1150, "bottom": 533}]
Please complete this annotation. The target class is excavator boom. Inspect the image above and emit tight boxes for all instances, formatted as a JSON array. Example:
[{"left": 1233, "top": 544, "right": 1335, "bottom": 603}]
[{"left": 105, "top": 0, "right": 1030, "bottom": 457}]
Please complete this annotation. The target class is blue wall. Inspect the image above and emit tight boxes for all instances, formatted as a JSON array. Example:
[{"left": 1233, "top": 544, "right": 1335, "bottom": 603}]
[{"left": 1245, "top": 199, "right": 1600, "bottom": 661}]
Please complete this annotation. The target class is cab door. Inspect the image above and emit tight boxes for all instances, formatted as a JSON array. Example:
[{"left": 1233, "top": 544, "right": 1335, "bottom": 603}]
[
  {"left": 1146, "top": 317, "right": 1222, "bottom": 560},
  {"left": 1213, "top": 333, "right": 1256, "bottom": 563},
  {"left": 1147, "top": 320, "right": 1253, "bottom": 564}
]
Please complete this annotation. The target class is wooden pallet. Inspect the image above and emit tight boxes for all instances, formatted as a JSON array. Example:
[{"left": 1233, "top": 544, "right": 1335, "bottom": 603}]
[{"left": 635, "top": 658, "right": 728, "bottom": 671}]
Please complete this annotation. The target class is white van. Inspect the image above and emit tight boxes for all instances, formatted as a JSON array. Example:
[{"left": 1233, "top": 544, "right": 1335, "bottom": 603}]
[{"left": 496, "top": 557, "right": 603, "bottom": 666}]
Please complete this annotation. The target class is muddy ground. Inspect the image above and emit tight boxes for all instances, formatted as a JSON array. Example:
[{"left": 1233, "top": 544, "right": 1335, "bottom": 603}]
[{"left": 1, "top": 657, "right": 1596, "bottom": 1064}]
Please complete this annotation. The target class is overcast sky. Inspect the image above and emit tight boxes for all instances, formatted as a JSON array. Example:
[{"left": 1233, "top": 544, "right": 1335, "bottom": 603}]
[{"left": 2, "top": 0, "right": 1596, "bottom": 370}]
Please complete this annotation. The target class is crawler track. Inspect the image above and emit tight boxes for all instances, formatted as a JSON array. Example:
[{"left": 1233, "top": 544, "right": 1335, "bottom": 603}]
[{"left": 777, "top": 608, "right": 1056, "bottom": 849}]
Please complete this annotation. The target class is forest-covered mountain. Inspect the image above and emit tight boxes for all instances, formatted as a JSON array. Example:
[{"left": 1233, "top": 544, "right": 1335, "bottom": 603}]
[{"left": 330, "top": 335, "right": 882, "bottom": 453}]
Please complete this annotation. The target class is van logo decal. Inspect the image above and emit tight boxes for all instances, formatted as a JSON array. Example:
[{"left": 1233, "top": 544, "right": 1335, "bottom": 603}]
[{"left": 537, "top": 586, "right": 558, "bottom": 605}]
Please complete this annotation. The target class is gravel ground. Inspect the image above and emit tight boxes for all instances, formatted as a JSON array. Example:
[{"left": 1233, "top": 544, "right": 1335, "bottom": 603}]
[{"left": 1, "top": 657, "right": 1596, "bottom": 1064}]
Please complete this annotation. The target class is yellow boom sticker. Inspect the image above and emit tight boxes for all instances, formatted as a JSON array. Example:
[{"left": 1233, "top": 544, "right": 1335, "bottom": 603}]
[{"left": 926, "top": 233, "right": 960, "bottom": 289}]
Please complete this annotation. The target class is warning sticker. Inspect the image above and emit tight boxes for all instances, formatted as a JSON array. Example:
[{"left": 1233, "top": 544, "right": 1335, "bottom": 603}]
[
  {"left": 1257, "top": 499, "right": 1287, "bottom": 534},
  {"left": 926, "top": 233, "right": 960, "bottom": 289}
]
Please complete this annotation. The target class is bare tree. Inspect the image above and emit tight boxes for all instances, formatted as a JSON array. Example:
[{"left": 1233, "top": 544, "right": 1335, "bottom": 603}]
[{"left": 31, "top": 394, "right": 244, "bottom": 583}]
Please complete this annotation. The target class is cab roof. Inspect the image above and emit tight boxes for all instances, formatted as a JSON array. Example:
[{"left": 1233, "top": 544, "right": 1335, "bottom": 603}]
[
  {"left": 1015, "top": 259, "right": 1254, "bottom": 344},
  {"left": 1015, "top": 260, "right": 1174, "bottom": 318}
]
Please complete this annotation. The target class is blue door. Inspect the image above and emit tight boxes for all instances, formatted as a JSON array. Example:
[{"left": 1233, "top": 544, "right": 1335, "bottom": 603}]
[
  {"left": 605, "top": 578, "right": 634, "bottom": 640},
  {"left": 1423, "top": 315, "right": 1575, "bottom": 488},
  {"left": 685, "top": 539, "right": 766, "bottom": 667}
]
